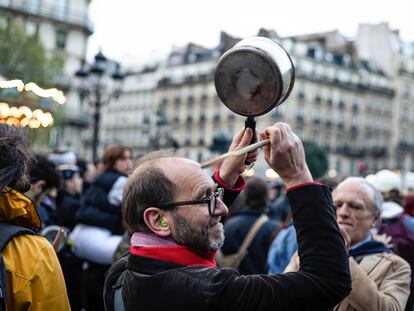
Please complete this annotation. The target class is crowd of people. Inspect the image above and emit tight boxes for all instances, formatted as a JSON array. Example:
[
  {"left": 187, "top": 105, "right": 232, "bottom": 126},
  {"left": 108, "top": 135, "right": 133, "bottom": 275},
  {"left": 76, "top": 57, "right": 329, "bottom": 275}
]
[{"left": 1, "top": 121, "right": 413, "bottom": 310}]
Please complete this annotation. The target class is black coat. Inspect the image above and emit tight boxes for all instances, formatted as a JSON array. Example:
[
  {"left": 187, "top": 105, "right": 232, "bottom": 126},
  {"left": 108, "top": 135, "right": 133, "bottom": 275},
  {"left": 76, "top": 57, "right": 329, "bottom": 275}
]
[
  {"left": 221, "top": 210, "right": 280, "bottom": 274},
  {"left": 55, "top": 191, "right": 80, "bottom": 230},
  {"left": 122, "top": 185, "right": 351, "bottom": 311},
  {"left": 76, "top": 170, "right": 124, "bottom": 234}
]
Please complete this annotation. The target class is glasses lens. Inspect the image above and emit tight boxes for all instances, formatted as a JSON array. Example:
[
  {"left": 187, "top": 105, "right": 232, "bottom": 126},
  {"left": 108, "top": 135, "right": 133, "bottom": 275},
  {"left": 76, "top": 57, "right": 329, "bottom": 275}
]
[
  {"left": 210, "top": 189, "right": 223, "bottom": 215},
  {"left": 208, "top": 195, "right": 213, "bottom": 215},
  {"left": 218, "top": 188, "right": 224, "bottom": 200}
]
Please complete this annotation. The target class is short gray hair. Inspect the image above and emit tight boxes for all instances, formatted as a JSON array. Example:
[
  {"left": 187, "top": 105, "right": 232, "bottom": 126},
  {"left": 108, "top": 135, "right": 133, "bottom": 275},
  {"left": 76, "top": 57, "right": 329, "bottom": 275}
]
[{"left": 341, "top": 177, "right": 383, "bottom": 215}]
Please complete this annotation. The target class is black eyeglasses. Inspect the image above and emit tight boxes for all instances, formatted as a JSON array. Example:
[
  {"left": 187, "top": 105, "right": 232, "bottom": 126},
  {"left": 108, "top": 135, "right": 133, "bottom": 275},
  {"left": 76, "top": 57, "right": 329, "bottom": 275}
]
[{"left": 158, "top": 188, "right": 224, "bottom": 216}]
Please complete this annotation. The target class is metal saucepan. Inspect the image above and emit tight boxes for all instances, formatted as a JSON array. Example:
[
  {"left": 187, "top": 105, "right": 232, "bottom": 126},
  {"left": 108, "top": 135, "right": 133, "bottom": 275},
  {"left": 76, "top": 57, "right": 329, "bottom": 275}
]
[
  {"left": 202, "top": 37, "right": 295, "bottom": 168},
  {"left": 215, "top": 36, "right": 295, "bottom": 118}
]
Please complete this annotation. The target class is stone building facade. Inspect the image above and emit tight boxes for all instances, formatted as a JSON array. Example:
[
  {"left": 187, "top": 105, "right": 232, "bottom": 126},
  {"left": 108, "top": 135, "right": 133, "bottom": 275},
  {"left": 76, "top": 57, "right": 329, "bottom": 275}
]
[
  {"left": 0, "top": 0, "right": 93, "bottom": 154},
  {"left": 102, "top": 24, "right": 414, "bottom": 177}
]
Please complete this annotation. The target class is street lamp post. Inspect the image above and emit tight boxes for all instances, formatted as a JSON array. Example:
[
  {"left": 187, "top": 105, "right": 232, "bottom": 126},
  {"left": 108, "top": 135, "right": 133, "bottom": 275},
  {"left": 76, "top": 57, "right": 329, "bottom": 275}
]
[
  {"left": 148, "top": 105, "right": 179, "bottom": 151},
  {"left": 74, "top": 51, "right": 124, "bottom": 162}
]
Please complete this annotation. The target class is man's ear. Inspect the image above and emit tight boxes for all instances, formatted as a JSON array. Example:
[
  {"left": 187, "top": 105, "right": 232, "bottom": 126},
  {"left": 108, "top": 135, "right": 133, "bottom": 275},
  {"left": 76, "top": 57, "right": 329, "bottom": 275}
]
[
  {"left": 26, "top": 180, "right": 45, "bottom": 197},
  {"left": 143, "top": 208, "right": 173, "bottom": 237},
  {"left": 372, "top": 212, "right": 381, "bottom": 228},
  {"left": 36, "top": 180, "right": 46, "bottom": 192}
]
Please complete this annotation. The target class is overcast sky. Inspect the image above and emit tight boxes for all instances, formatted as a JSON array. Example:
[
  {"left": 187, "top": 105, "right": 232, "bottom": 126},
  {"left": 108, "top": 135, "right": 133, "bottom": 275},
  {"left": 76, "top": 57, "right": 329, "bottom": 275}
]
[{"left": 87, "top": 0, "right": 414, "bottom": 67}]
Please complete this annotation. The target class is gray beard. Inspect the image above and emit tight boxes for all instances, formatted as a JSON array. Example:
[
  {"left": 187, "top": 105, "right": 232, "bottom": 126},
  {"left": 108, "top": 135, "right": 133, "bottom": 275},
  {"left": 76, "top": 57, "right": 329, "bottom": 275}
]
[{"left": 172, "top": 212, "right": 224, "bottom": 253}]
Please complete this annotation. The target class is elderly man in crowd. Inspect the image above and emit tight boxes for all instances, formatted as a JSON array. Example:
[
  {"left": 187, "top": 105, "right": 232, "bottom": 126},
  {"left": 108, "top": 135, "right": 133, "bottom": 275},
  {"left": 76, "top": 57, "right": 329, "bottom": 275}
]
[
  {"left": 104, "top": 122, "right": 351, "bottom": 311},
  {"left": 286, "top": 176, "right": 411, "bottom": 311}
]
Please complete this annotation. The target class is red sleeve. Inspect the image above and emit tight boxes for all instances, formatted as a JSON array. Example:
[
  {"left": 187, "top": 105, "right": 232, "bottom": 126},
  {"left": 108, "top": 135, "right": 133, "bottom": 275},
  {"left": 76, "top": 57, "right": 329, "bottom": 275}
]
[{"left": 213, "top": 170, "right": 246, "bottom": 191}]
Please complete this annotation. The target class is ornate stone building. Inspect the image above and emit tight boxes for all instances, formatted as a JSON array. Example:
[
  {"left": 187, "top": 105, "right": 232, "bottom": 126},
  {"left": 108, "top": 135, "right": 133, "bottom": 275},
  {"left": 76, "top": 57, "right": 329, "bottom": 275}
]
[
  {"left": 0, "top": 0, "right": 93, "bottom": 154},
  {"left": 102, "top": 24, "right": 414, "bottom": 177}
]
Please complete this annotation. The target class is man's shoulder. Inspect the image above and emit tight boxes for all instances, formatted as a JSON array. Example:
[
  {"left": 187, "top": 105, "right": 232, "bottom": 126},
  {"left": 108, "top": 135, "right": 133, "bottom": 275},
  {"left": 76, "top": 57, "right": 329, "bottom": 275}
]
[
  {"left": 3, "top": 234, "right": 57, "bottom": 279},
  {"left": 381, "top": 252, "right": 411, "bottom": 269},
  {"left": 127, "top": 254, "right": 240, "bottom": 282},
  {"left": 361, "top": 252, "right": 410, "bottom": 273},
  {"left": 4, "top": 233, "right": 52, "bottom": 253}
]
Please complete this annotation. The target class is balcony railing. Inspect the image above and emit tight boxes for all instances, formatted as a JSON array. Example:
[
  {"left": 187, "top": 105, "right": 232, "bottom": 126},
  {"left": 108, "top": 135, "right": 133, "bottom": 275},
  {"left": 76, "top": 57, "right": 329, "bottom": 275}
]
[{"left": 0, "top": 0, "right": 93, "bottom": 33}]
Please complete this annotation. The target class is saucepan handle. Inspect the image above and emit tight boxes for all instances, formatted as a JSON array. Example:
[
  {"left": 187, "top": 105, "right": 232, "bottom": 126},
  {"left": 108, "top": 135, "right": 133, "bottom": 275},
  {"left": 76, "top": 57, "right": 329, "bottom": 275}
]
[{"left": 244, "top": 116, "right": 256, "bottom": 167}]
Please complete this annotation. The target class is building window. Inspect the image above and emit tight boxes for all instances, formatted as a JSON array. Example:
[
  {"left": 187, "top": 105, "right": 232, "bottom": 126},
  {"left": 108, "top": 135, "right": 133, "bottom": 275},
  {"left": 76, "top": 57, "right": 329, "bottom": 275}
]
[
  {"left": 402, "top": 82, "right": 411, "bottom": 99},
  {"left": 311, "top": 106, "right": 320, "bottom": 123},
  {"left": 55, "top": 29, "right": 67, "bottom": 49},
  {"left": 199, "top": 125, "right": 205, "bottom": 139},
  {"left": 187, "top": 94, "right": 194, "bottom": 104},
  {"left": 338, "top": 94, "right": 345, "bottom": 109},
  {"left": 350, "top": 116, "right": 359, "bottom": 130},
  {"left": 336, "top": 136, "right": 343, "bottom": 151},
  {"left": 325, "top": 132, "right": 331, "bottom": 149},
  {"left": 296, "top": 104, "right": 305, "bottom": 123},
  {"left": 312, "top": 129, "right": 320, "bottom": 144},
  {"left": 25, "top": 21, "right": 37, "bottom": 37},
  {"left": 55, "top": 0, "right": 68, "bottom": 20},
  {"left": 314, "top": 88, "right": 322, "bottom": 103},
  {"left": 213, "top": 102, "right": 220, "bottom": 119},
  {"left": 26, "top": 0, "right": 40, "bottom": 13},
  {"left": 335, "top": 159, "right": 341, "bottom": 174},
  {"left": 185, "top": 130, "right": 191, "bottom": 146},
  {"left": 297, "top": 87, "right": 305, "bottom": 100}
]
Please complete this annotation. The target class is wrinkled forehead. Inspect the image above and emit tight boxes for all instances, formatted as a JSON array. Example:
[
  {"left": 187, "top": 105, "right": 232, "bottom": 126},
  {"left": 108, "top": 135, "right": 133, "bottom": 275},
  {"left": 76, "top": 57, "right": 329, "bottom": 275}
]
[
  {"left": 333, "top": 180, "right": 375, "bottom": 205},
  {"left": 157, "top": 157, "right": 214, "bottom": 193}
]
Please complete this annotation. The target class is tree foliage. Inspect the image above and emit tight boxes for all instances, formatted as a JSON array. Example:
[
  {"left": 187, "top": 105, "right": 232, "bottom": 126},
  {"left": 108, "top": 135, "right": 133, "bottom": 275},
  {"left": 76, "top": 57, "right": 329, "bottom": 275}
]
[
  {"left": 0, "top": 19, "right": 64, "bottom": 87},
  {"left": 210, "top": 132, "right": 232, "bottom": 153},
  {"left": 302, "top": 140, "right": 328, "bottom": 179}
]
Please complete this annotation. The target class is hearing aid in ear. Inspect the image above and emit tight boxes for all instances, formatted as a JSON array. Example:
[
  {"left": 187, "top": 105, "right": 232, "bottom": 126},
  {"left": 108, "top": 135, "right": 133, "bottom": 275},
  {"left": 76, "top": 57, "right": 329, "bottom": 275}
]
[{"left": 160, "top": 219, "right": 169, "bottom": 228}]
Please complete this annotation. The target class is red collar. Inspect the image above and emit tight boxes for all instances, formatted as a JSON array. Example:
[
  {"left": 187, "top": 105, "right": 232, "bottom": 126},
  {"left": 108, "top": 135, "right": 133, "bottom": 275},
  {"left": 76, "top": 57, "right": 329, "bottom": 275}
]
[{"left": 130, "top": 245, "right": 217, "bottom": 267}]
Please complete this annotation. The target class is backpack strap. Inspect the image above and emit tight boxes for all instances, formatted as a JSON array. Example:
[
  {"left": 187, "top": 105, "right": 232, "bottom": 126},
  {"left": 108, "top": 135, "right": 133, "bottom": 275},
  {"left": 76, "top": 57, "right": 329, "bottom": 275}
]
[
  {"left": 0, "top": 223, "right": 36, "bottom": 311},
  {"left": 0, "top": 223, "right": 36, "bottom": 252},
  {"left": 236, "top": 214, "right": 269, "bottom": 259},
  {"left": 103, "top": 253, "right": 129, "bottom": 311},
  {"left": 113, "top": 273, "right": 125, "bottom": 311}
]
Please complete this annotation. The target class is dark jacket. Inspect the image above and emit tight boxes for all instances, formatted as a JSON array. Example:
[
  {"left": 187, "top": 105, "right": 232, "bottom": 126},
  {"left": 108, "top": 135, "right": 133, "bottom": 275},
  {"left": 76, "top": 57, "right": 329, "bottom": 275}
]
[
  {"left": 76, "top": 170, "right": 124, "bottom": 234},
  {"left": 122, "top": 185, "right": 352, "bottom": 310},
  {"left": 55, "top": 191, "right": 81, "bottom": 230},
  {"left": 221, "top": 210, "right": 280, "bottom": 274},
  {"left": 267, "top": 192, "right": 290, "bottom": 223},
  {"left": 37, "top": 195, "right": 56, "bottom": 228}
]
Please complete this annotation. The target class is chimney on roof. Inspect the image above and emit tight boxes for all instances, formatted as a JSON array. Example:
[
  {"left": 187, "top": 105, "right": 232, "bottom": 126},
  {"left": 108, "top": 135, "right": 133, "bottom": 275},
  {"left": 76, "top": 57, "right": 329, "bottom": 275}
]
[{"left": 258, "top": 28, "right": 278, "bottom": 39}]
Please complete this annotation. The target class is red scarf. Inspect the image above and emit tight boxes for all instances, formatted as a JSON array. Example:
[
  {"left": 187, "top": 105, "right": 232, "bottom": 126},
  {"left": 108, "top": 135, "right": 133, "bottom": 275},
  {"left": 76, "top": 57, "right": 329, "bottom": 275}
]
[{"left": 130, "top": 245, "right": 217, "bottom": 267}]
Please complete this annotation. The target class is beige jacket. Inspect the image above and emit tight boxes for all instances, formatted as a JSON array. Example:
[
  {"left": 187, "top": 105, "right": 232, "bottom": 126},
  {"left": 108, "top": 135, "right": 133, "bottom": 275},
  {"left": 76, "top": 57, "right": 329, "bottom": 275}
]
[{"left": 285, "top": 252, "right": 411, "bottom": 311}]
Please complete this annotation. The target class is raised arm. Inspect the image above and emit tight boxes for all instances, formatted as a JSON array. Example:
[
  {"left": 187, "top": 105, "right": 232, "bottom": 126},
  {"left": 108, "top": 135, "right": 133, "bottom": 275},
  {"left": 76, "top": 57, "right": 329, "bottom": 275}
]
[
  {"left": 217, "top": 122, "right": 351, "bottom": 310},
  {"left": 213, "top": 127, "right": 258, "bottom": 206}
]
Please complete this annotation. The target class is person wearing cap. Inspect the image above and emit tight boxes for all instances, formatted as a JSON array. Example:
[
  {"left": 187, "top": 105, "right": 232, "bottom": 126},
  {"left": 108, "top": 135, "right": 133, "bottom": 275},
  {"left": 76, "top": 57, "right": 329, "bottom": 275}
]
[
  {"left": 55, "top": 164, "right": 83, "bottom": 230},
  {"left": 54, "top": 164, "right": 84, "bottom": 311},
  {"left": 266, "top": 179, "right": 290, "bottom": 223},
  {"left": 285, "top": 176, "right": 411, "bottom": 311}
]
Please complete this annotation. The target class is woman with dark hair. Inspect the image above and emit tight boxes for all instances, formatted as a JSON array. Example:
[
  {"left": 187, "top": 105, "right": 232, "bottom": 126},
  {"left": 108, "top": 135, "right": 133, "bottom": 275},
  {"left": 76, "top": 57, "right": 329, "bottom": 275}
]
[
  {"left": 76, "top": 144, "right": 133, "bottom": 234},
  {"left": 69, "top": 144, "right": 133, "bottom": 311},
  {"left": 0, "top": 124, "right": 70, "bottom": 310}
]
